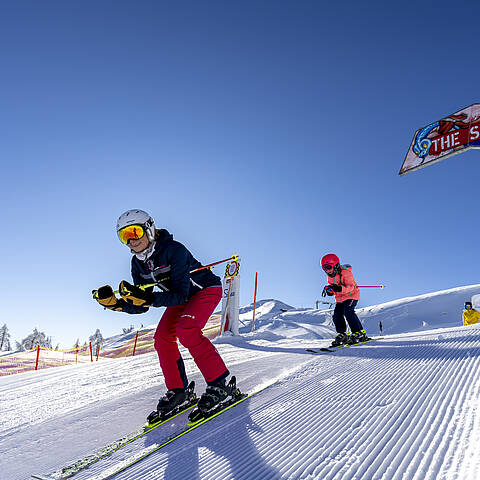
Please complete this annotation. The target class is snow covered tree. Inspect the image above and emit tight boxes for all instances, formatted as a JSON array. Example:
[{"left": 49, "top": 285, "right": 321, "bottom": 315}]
[
  {"left": 89, "top": 329, "right": 104, "bottom": 356},
  {"left": 0, "top": 324, "right": 11, "bottom": 351},
  {"left": 19, "top": 328, "right": 52, "bottom": 350}
]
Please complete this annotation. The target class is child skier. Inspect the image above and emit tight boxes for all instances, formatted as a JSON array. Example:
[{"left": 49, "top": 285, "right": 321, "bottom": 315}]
[
  {"left": 462, "top": 301, "right": 480, "bottom": 326},
  {"left": 93, "top": 209, "right": 233, "bottom": 422},
  {"left": 321, "top": 253, "right": 369, "bottom": 347}
]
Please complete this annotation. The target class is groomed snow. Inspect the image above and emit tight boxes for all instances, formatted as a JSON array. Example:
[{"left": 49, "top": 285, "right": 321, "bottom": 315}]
[{"left": 1, "top": 284, "right": 480, "bottom": 480}]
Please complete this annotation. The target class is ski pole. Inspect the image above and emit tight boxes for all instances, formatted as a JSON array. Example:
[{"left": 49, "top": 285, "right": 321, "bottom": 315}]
[
  {"left": 132, "top": 254, "right": 238, "bottom": 290},
  {"left": 93, "top": 255, "right": 238, "bottom": 298},
  {"left": 190, "top": 255, "right": 238, "bottom": 274},
  {"left": 358, "top": 285, "right": 385, "bottom": 288}
]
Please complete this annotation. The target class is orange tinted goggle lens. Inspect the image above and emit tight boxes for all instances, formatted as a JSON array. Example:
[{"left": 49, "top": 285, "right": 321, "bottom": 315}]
[{"left": 118, "top": 225, "right": 145, "bottom": 244}]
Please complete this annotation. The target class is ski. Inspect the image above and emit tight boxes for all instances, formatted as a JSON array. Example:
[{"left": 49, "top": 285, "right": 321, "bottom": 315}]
[
  {"left": 40, "top": 379, "right": 274, "bottom": 480},
  {"left": 31, "top": 382, "right": 198, "bottom": 480},
  {"left": 94, "top": 378, "right": 273, "bottom": 480},
  {"left": 307, "top": 337, "right": 383, "bottom": 354}
]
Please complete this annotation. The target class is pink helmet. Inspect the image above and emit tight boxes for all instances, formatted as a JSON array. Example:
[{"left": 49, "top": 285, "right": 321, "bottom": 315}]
[
  {"left": 321, "top": 253, "right": 339, "bottom": 268},
  {"left": 321, "top": 254, "right": 340, "bottom": 276}
]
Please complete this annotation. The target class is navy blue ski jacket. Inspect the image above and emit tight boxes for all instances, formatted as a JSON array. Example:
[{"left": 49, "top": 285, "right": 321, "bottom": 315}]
[{"left": 121, "top": 229, "right": 221, "bottom": 314}]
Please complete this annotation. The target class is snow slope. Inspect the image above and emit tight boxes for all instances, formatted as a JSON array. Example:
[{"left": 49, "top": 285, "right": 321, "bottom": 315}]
[{"left": 1, "top": 285, "right": 480, "bottom": 480}]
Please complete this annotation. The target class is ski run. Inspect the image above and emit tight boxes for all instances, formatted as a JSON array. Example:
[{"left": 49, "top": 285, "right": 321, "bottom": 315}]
[{"left": 2, "top": 284, "right": 480, "bottom": 480}]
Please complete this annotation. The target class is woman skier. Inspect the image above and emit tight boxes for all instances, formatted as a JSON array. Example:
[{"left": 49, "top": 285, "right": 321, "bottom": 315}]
[
  {"left": 93, "top": 209, "right": 233, "bottom": 422},
  {"left": 321, "top": 253, "right": 369, "bottom": 347}
]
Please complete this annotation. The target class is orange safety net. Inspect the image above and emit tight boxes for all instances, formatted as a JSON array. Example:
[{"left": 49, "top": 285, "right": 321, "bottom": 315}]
[{"left": 0, "top": 343, "right": 92, "bottom": 376}]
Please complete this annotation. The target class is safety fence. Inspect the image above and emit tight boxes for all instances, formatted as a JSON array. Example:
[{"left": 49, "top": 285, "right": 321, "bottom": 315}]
[
  {"left": 0, "top": 343, "right": 92, "bottom": 376},
  {"left": 0, "top": 315, "right": 221, "bottom": 377}
]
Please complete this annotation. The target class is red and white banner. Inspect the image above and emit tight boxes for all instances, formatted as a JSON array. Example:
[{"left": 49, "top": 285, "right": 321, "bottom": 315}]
[
  {"left": 220, "top": 258, "right": 241, "bottom": 336},
  {"left": 400, "top": 104, "right": 480, "bottom": 175}
]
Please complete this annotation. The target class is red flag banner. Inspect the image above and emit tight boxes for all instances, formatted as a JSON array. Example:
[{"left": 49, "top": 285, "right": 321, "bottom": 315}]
[{"left": 400, "top": 103, "right": 480, "bottom": 176}]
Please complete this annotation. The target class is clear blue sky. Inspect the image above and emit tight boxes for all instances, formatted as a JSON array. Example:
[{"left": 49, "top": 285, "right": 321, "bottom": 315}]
[{"left": 1, "top": 0, "right": 479, "bottom": 348}]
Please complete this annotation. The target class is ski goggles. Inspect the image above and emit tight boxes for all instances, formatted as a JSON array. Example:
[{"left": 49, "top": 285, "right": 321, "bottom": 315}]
[
  {"left": 465, "top": 304, "right": 472, "bottom": 309},
  {"left": 322, "top": 264, "right": 335, "bottom": 272},
  {"left": 118, "top": 224, "right": 145, "bottom": 244}
]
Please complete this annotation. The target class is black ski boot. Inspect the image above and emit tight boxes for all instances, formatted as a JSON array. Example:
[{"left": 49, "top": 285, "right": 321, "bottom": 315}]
[
  {"left": 147, "top": 381, "right": 197, "bottom": 425},
  {"left": 198, "top": 379, "right": 230, "bottom": 411},
  {"left": 331, "top": 333, "right": 348, "bottom": 347},
  {"left": 188, "top": 376, "right": 242, "bottom": 424},
  {"left": 157, "top": 389, "right": 186, "bottom": 411},
  {"left": 349, "top": 330, "right": 370, "bottom": 344}
]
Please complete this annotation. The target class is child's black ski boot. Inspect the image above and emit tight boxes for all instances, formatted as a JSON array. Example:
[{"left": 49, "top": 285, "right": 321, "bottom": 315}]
[
  {"left": 349, "top": 330, "right": 370, "bottom": 344},
  {"left": 331, "top": 332, "right": 348, "bottom": 347}
]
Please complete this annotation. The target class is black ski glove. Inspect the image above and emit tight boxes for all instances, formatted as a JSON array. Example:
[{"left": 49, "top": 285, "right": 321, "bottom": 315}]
[
  {"left": 119, "top": 280, "right": 154, "bottom": 307},
  {"left": 330, "top": 284, "right": 342, "bottom": 292},
  {"left": 93, "top": 285, "right": 124, "bottom": 311}
]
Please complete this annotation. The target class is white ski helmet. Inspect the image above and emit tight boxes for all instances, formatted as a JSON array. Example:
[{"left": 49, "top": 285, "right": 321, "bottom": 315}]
[{"left": 116, "top": 209, "right": 156, "bottom": 243}]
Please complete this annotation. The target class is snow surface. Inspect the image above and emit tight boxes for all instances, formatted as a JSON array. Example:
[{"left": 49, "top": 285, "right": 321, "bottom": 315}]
[{"left": 1, "top": 285, "right": 480, "bottom": 480}]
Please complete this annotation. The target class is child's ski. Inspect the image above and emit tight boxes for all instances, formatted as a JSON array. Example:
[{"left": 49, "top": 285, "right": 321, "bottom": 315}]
[{"left": 306, "top": 337, "right": 383, "bottom": 354}]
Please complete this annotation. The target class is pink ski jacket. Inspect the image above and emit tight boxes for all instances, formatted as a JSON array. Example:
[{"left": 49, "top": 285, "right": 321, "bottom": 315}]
[{"left": 328, "top": 264, "right": 360, "bottom": 303}]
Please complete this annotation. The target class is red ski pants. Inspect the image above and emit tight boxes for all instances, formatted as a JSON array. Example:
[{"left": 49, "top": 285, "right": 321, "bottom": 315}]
[{"left": 153, "top": 286, "right": 228, "bottom": 390}]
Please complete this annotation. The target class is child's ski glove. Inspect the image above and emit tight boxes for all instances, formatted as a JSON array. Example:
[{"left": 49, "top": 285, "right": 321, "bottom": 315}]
[
  {"left": 119, "top": 280, "right": 154, "bottom": 307},
  {"left": 322, "top": 284, "right": 342, "bottom": 297},
  {"left": 322, "top": 285, "right": 335, "bottom": 296}
]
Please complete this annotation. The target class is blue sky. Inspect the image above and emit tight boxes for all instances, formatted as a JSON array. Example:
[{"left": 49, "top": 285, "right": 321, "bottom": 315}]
[{"left": 1, "top": 0, "right": 479, "bottom": 348}]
